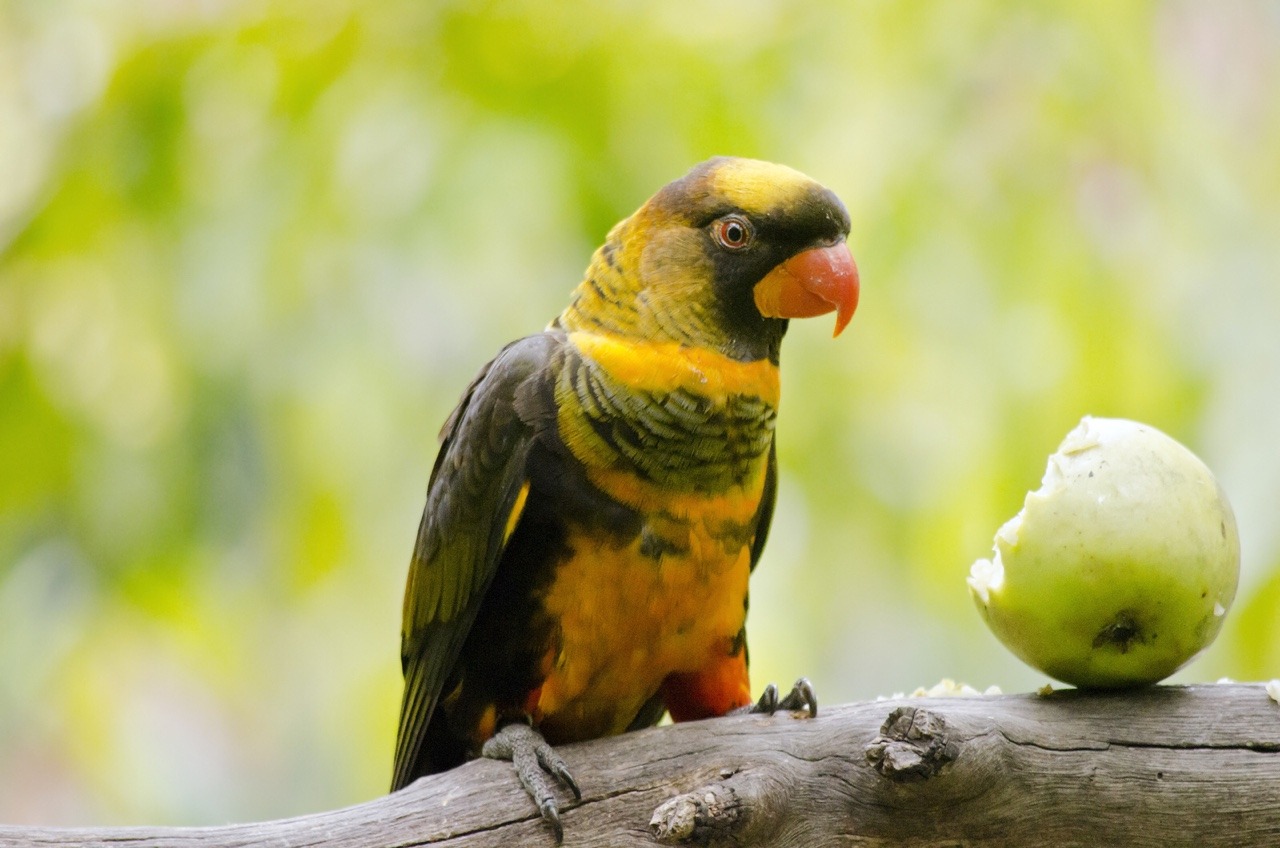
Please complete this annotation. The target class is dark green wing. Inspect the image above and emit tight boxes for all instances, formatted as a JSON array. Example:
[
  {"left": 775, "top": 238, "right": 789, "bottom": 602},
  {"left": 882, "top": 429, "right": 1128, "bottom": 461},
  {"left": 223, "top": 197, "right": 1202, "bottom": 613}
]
[{"left": 391, "top": 333, "right": 556, "bottom": 791}]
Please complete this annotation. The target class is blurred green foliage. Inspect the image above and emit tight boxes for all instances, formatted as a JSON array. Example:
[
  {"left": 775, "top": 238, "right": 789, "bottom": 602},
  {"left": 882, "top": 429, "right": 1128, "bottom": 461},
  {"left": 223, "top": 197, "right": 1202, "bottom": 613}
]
[{"left": 2, "top": 0, "right": 1278, "bottom": 827}]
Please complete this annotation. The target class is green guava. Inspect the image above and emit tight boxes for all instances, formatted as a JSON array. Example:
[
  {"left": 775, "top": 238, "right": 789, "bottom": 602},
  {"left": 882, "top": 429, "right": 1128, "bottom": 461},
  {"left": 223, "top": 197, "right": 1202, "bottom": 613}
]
[{"left": 968, "top": 416, "right": 1240, "bottom": 688}]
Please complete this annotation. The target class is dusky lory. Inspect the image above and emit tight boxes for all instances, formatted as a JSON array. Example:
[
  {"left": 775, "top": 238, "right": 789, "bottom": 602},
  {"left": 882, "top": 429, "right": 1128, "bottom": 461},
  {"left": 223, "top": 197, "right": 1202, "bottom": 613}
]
[{"left": 392, "top": 157, "right": 859, "bottom": 841}]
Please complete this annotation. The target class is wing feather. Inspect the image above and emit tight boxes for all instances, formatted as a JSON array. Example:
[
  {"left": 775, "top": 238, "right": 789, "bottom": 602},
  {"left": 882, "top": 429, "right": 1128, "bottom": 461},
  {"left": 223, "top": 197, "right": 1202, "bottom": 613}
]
[{"left": 391, "top": 333, "right": 555, "bottom": 790}]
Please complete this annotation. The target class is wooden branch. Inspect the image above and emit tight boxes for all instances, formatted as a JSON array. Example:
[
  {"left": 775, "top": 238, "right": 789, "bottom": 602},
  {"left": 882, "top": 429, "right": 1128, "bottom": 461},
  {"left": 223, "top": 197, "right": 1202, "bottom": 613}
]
[{"left": 3, "top": 683, "right": 1278, "bottom": 847}]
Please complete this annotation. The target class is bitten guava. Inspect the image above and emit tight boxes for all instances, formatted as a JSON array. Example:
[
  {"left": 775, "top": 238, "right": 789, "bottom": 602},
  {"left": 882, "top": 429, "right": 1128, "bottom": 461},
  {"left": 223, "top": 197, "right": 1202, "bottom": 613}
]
[{"left": 968, "top": 416, "right": 1240, "bottom": 688}]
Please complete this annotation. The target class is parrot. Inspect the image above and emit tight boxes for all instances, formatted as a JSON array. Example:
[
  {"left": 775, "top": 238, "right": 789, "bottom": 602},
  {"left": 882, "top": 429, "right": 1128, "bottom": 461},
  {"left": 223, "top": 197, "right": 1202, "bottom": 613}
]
[{"left": 391, "top": 156, "right": 859, "bottom": 841}]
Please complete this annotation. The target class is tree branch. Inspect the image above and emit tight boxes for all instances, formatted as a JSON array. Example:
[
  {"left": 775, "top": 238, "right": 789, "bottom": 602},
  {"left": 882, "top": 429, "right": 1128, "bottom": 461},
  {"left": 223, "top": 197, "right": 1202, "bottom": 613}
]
[{"left": 3, "top": 683, "right": 1278, "bottom": 847}]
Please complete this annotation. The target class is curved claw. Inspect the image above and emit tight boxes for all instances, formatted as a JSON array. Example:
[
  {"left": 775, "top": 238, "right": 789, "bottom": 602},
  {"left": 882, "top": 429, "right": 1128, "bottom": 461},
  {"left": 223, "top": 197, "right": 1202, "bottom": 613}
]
[
  {"left": 536, "top": 741, "right": 582, "bottom": 800},
  {"left": 539, "top": 800, "right": 563, "bottom": 845},
  {"left": 752, "top": 683, "right": 779, "bottom": 714},
  {"left": 482, "top": 721, "right": 579, "bottom": 844},
  {"left": 742, "top": 677, "right": 818, "bottom": 718},
  {"left": 776, "top": 677, "right": 818, "bottom": 718}
]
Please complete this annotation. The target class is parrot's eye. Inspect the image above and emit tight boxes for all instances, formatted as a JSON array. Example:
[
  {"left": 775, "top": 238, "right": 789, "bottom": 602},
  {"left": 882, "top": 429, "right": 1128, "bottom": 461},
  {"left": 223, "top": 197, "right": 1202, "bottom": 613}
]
[{"left": 712, "top": 215, "right": 753, "bottom": 251}]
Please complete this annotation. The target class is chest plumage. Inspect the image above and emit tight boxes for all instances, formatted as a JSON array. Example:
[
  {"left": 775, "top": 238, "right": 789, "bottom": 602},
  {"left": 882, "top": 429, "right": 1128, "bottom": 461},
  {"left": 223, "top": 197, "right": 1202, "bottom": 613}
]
[{"left": 529, "top": 332, "right": 778, "bottom": 741}]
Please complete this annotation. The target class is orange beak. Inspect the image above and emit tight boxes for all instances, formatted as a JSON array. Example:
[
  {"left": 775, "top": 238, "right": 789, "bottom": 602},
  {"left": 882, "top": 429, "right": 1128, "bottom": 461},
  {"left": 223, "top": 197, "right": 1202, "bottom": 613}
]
[{"left": 752, "top": 242, "right": 860, "bottom": 337}]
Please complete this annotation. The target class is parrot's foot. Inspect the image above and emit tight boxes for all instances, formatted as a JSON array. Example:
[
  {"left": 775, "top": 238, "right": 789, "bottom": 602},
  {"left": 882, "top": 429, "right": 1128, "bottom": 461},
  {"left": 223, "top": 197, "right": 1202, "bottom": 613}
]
[
  {"left": 482, "top": 720, "right": 581, "bottom": 844},
  {"left": 735, "top": 677, "right": 818, "bottom": 718}
]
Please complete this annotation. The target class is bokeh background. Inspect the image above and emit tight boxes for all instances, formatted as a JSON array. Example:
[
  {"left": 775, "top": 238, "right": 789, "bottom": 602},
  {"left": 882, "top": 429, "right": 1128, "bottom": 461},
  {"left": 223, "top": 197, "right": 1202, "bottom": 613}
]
[{"left": 2, "top": 0, "right": 1278, "bottom": 827}]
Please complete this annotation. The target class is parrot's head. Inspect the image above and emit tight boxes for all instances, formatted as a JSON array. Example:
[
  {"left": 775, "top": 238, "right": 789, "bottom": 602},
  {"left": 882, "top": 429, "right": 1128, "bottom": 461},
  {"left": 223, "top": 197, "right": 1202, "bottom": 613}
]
[{"left": 560, "top": 157, "right": 860, "bottom": 362}]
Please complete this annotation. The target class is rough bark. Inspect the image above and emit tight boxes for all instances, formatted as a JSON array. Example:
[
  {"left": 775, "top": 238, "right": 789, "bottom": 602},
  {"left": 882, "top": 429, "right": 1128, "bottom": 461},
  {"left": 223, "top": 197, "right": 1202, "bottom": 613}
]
[{"left": 2, "top": 683, "right": 1278, "bottom": 848}]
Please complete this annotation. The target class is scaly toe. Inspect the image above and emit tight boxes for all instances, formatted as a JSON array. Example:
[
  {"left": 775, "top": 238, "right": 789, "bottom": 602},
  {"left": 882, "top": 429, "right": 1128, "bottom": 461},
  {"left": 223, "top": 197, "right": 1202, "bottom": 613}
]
[{"left": 482, "top": 721, "right": 579, "bottom": 844}]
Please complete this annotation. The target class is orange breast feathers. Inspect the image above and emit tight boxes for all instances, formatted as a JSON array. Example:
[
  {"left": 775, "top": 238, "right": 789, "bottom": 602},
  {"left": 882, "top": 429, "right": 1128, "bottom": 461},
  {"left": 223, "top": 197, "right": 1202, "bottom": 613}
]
[
  {"left": 529, "top": 331, "right": 777, "bottom": 742},
  {"left": 533, "top": 485, "right": 761, "bottom": 742}
]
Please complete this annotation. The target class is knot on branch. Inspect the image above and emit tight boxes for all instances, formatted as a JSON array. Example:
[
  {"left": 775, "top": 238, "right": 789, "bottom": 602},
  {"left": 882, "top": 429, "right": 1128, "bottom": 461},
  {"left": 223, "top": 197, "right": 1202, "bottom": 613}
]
[
  {"left": 865, "top": 706, "right": 959, "bottom": 782},
  {"left": 650, "top": 781, "right": 743, "bottom": 845}
]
